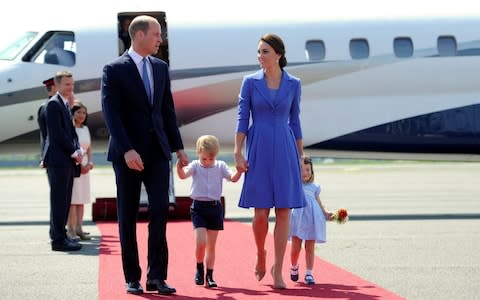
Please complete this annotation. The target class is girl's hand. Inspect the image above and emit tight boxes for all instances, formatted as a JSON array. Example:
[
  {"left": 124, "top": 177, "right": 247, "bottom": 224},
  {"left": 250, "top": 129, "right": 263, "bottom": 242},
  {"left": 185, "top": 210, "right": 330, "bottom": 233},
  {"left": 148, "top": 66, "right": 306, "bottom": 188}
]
[
  {"left": 325, "top": 211, "right": 334, "bottom": 221},
  {"left": 80, "top": 165, "right": 90, "bottom": 174}
]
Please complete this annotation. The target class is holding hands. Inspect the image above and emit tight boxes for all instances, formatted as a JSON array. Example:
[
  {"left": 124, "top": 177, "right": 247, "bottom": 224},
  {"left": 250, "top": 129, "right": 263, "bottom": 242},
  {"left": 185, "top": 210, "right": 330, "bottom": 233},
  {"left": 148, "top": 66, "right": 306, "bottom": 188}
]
[
  {"left": 175, "top": 150, "right": 189, "bottom": 180},
  {"left": 176, "top": 149, "right": 189, "bottom": 167},
  {"left": 235, "top": 152, "right": 249, "bottom": 173},
  {"left": 125, "top": 149, "right": 189, "bottom": 172}
]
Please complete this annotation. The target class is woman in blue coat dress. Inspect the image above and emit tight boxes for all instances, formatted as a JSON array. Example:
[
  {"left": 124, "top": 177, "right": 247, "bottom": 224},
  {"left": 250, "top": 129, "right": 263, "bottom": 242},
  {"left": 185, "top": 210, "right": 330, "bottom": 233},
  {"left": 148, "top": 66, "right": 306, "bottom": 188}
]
[{"left": 234, "top": 33, "right": 306, "bottom": 289}]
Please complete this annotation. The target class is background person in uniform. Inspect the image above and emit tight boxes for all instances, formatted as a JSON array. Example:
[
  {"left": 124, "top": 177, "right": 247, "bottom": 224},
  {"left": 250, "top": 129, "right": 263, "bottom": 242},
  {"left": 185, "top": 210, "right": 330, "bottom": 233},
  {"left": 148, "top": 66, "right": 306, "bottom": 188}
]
[
  {"left": 234, "top": 33, "right": 306, "bottom": 289},
  {"left": 44, "top": 70, "right": 84, "bottom": 251},
  {"left": 67, "top": 100, "right": 94, "bottom": 241},
  {"left": 101, "top": 15, "right": 188, "bottom": 295},
  {"left": 37, "top": 77, "right": 57, "bottom": 168}
]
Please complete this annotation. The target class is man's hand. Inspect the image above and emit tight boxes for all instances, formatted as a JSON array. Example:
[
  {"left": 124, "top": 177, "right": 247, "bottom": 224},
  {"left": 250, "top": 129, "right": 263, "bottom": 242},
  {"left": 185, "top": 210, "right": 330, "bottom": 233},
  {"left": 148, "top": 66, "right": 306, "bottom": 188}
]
[
  {"left": 176, "top": 150, "right": 189, "bottom": 167},
  {"left": 74, "top": 153, "right": 83, "bottom": 165},
  {"left": 124, "top": 149, "right": 144, "bottom": 171}
]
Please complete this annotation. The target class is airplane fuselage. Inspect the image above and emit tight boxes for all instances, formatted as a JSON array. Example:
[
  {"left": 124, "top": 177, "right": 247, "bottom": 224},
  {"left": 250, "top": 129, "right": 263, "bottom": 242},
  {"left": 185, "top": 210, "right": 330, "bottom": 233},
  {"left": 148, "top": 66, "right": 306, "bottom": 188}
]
[{"left": 0, "top": 11, "right": 479, "bottom": 156}]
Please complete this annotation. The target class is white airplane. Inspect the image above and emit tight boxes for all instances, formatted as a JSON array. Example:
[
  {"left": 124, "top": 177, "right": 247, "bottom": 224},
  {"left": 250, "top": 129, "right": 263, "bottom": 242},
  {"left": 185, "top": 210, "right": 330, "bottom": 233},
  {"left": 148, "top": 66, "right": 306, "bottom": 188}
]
[{"left": 1, "top": 1, "right": 479, "bottom": 160}]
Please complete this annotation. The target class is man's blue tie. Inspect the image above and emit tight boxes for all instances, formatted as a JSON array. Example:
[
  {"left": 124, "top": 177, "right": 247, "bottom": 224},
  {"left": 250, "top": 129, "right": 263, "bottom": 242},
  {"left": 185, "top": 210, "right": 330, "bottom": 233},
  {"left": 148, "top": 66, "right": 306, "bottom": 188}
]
[
  {"left": 142, "top": 58, "right": 152, "bottom": 105},
  {"left": 64, "top": 101, "right": 72, "bottom": 118}
]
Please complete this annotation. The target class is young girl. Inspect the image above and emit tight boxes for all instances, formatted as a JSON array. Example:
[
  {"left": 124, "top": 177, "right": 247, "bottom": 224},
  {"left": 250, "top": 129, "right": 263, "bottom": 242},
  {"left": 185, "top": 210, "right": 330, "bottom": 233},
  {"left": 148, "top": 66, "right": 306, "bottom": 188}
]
[
  {"left": 177, "top": 135, "right": 242, "bottom": 288},
  {"left": 289, "top": 156, "right": 333, "bottom": 284},
  {"left": 68, "top": 100, "right": 94, "bottom": 240}
]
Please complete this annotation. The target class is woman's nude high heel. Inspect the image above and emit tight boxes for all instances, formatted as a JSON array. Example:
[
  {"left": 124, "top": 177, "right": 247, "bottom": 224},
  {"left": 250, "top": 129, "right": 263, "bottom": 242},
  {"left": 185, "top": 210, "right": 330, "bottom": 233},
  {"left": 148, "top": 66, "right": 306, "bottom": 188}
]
[
  {"left": 271, "top": 265, "right": 286, "bottom": 289},
  {"left": 254, "top": 250, "right": 267, "bottom": 281}
]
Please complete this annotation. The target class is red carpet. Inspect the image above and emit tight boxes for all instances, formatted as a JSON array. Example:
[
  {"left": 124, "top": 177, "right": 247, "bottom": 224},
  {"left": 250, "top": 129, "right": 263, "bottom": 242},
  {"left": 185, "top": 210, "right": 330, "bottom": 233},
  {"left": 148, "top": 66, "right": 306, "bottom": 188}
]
[{"left": 98, "top": 220, "right": 405, "bottom": 299}]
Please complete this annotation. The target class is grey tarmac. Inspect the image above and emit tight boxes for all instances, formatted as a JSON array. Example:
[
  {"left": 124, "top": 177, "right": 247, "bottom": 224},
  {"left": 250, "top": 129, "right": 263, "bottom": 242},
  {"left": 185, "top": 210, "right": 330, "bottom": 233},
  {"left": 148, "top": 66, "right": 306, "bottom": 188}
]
[{"left": 0, "top": 161, "right": 479, "bottom": 299}]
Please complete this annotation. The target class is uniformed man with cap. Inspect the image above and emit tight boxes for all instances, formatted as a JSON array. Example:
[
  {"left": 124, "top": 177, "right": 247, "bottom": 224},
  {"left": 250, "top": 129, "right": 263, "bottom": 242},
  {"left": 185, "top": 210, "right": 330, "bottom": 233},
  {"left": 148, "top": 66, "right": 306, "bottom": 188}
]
[{"left": 38, "top": 77, "right": 57, "bottom": 167}]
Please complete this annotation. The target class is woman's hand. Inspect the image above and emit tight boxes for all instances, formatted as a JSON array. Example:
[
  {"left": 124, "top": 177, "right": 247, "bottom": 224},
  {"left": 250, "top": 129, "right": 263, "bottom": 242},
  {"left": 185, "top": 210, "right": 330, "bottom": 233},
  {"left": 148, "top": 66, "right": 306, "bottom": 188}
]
[{"left": 235, "top": 153, "right": 248, "bottom": 172}]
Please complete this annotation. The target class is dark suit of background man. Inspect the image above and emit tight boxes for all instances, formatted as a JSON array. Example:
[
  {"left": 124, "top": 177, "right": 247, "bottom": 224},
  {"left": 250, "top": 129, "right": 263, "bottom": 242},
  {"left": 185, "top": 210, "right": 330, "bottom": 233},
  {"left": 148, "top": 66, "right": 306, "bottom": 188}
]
[
  {"left": 44, "top": 70, "right": 83, "bottom": 251},
  {"left": 101, "top": 15, "right": 189, "bottom": 295},
  {"left": 37, "top": 77, "right": 57, "bottom": 168}
]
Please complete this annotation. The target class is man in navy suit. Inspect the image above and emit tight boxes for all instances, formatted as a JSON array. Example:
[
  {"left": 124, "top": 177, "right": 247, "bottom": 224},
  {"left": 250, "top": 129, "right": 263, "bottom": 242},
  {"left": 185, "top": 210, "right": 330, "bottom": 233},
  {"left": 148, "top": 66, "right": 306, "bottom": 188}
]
[
  {"left": 44, "top": 70, "right": 83, "bottom": 251},
  {"left": 101, "top": 15, "right": 188, "bottom": 295}
]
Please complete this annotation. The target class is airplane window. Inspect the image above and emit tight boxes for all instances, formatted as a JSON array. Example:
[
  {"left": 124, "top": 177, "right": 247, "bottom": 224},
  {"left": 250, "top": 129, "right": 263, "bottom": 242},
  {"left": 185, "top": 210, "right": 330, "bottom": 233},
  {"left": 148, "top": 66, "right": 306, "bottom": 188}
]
[
  {"left": 437, "top": 36, "right": 457, "bottom": 56},
  {"left": 350, "top": 38, "right": 369, "bottom": 59},
  {"left": 0, "top": 31, "right": 38, "bottom": 61},
  {"left": 305, "top": 40, "right": 325, "bottom": 61},
  {"left": 32, "top": 31, "right": 76, "bottom": 67},
  {"left": 394, "top": 37, "right": 413, "bottom": 58}
]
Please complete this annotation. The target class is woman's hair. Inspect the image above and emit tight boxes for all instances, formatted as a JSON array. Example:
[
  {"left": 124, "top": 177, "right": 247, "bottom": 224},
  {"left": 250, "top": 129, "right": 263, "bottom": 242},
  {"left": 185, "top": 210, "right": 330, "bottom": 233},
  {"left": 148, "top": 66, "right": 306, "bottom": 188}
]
[
  {"left": 71, "top": 100, "right": 88, "bottom": 125},
  {"left": 196, "top": 135, "right": 219, "bottom": 156},
  {"left": 303, "top": 156, "right": 315, "bottom": 183},
  {"left": 260, "top": 33, "right": 287, "bottom": 69}
]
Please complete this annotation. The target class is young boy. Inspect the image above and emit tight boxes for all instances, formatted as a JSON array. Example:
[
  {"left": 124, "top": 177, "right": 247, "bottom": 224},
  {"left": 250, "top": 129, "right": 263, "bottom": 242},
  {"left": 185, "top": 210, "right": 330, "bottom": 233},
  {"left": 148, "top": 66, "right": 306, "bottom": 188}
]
[{"left": 177, "top": 135, "right": 242, "bottom": 288}]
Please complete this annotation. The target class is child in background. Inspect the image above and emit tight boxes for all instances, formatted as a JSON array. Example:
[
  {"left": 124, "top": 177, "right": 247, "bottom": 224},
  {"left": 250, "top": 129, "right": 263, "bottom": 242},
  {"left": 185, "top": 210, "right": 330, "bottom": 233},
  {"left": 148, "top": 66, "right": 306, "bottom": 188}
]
[
  {"left": 289, "top": 156, "right": 333, "bottom": 284},
  {"left": 177, "top": 135, "right": 242, "bottom": 288},
  {"left": 68, "top": 100, "right": 94, "bottom": 240}
]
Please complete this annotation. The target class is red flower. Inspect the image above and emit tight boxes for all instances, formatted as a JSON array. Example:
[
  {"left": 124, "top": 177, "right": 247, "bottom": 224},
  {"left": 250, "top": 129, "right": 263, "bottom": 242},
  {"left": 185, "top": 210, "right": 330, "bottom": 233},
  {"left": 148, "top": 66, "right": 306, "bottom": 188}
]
[{"left": 333, "top": 208, "right": 349, "bottom": 224}]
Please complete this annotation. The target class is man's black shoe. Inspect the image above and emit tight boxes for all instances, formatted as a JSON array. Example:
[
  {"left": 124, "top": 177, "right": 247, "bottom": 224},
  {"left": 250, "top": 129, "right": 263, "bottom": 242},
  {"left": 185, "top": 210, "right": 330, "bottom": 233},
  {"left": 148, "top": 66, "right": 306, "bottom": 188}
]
[
  {"left": 126, "top": 281, "right": 144, "bottom": 294},
  {"left": 146, "top": 279, "right": 176, "bottom": 295},
  {"left": 51, "top": 239, "right": 82, "bottom": 251}
]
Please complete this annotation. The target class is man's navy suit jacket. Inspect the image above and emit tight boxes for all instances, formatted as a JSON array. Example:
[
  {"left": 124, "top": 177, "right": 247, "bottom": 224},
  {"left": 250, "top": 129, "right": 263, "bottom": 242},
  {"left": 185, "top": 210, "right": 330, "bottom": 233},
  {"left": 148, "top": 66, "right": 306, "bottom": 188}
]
[
  {"left": 101, "top": 53, "right": 183, "bottom": 161},
  {"left": 43, "top": 94, "right": 78, "bottom": 168}
]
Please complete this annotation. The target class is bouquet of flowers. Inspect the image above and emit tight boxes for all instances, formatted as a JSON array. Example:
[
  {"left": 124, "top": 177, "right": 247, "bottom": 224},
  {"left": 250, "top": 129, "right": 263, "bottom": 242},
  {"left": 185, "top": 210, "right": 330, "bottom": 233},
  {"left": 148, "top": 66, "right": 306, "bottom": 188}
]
[{"left": 332, "top": 208, "right": 349, "bottom": 224}]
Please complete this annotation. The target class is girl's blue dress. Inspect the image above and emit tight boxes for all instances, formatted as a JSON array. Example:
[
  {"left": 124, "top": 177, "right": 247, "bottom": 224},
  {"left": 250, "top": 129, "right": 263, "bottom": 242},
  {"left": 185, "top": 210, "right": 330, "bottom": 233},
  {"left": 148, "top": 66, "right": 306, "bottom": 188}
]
[{"left": 290, "top": 183, "right": 326, "bottom": 243}]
